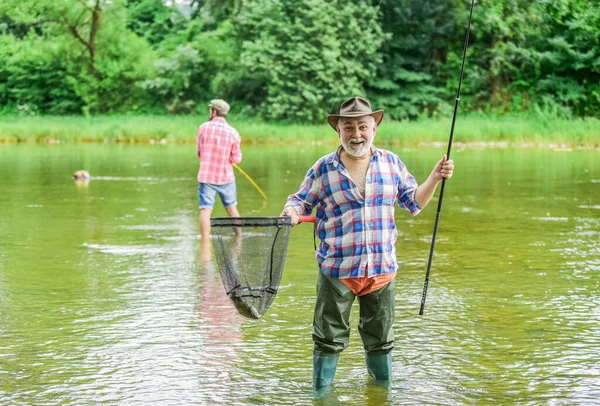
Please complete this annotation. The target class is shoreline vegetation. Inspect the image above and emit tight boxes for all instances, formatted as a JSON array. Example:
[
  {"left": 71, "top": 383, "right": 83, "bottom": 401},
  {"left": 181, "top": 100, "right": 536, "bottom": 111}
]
[{"left": 0, "top": 115, "right": 598, "bottom": 149}]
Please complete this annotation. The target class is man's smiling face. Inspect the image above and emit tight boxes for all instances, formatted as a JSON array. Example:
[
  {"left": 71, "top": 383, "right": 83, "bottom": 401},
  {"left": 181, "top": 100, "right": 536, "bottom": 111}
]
[{"left": 337, "top": 116, "right": 377, "bottom": 159}]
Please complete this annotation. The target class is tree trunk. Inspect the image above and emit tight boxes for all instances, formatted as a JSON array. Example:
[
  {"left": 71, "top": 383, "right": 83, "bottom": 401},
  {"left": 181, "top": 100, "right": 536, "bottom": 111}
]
[{"left": 67, "top": 0, "right": 102, "bottom": 72}]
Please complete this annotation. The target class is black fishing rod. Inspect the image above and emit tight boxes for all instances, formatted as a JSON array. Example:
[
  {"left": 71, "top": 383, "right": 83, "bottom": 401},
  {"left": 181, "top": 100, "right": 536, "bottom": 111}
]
[{"left": 419, "top": 0, "right": 476, "bottom": 315}]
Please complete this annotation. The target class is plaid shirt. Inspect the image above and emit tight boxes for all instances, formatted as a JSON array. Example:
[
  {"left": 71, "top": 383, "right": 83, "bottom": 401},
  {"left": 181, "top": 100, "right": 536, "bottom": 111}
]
[
  {"left": 285, "top": 146, "right": 421, "bottom": 279},
  {"left": 196, "top": 117, "right": 242, "bottom": 185}
]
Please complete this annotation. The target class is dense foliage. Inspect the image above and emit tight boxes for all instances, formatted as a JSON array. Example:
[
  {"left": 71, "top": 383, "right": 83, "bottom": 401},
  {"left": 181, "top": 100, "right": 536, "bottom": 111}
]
[{"left": 0, "top": 0, "right": 598, "bottom": 120}]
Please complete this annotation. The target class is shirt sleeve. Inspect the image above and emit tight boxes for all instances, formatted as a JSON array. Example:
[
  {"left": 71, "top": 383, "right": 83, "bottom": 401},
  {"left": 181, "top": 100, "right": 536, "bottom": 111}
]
[
  {"left": 229, "top": 132, "right": 242, "bottom": 164},
  {"left": 284, "top": 162, "right": 322, "bottom": 216},
  {"left": 196, "top": 126, "right": 203, "bottom": 158},
  {"left": 397, "top": 163, "right": 422, "bottom": 216}
]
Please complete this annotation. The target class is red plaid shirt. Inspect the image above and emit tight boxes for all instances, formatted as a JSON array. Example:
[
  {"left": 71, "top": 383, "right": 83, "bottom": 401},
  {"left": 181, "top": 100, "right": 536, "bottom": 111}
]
[{"left": 196, "top": 117, "right": 242, "bottom": 185}]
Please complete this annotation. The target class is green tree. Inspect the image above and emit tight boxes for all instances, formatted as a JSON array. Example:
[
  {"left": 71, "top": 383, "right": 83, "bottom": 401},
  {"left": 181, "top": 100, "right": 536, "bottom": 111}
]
[
  {"left": 233, "top": 0, "right": 385, "bottom": 121},
  {"left": 0, "top": 0, "right": 155, "bottom": 114},
  {"left": 455, "top": 0, "right": 600, "bottom": 117},
  {"left": 141, "top": 45, "right": 206, "bottom": 113},
  {"left": 127, "top": 0, "right": 187, "bottom": 45},
  {"left": 190, "top": 0, "right": 243, "bottom": 28},
  {"left": 0, "top": 33, "right": 82, "bottom": 114},
  {"left": 1, "top": 0, "right": 599, "bottom": 118},
  {"left": 533, "top": 0, "right": 600, "bottom": 116},
  {"left": 368, "top": 0, "right": 458, "bottom": 120},
  {"left": 1, "top": 0, "right": 106, "bottom": 71},
  {"left": 452, "top": 0, "right": 544, "bottom": 113}
]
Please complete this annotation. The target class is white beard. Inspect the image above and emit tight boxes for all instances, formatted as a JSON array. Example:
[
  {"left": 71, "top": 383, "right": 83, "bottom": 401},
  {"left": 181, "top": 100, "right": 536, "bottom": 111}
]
[{"left": 341, "top": 137, "right": 373, "bottom": 159}]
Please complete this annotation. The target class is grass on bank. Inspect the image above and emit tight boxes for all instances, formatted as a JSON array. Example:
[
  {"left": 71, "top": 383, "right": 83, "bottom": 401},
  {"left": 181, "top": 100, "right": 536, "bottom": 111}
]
[{"left": 0, "top": 114, "right": 598, "bottom": 147}]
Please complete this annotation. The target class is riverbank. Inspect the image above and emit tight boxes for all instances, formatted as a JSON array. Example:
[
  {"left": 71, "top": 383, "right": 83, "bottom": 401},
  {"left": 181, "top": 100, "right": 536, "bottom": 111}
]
[{"left": 0, "top": 115, "right": 598, "bottom": 147}]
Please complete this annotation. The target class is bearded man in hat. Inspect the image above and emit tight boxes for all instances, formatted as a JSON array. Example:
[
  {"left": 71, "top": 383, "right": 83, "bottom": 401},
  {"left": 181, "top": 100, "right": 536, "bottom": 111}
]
[
  {"left": 197, "top": 99, "right": 242, "bottom": 242},
  {"left": 280, "top": 96, "right": 454, "bottom": 389}
]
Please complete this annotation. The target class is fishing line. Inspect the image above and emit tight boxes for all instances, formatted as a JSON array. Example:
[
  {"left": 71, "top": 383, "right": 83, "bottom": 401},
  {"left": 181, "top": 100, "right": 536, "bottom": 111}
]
[
  {"left": 419, "top": 0, "right": 476, "bottom": 315},
  {"left": 233, "top": 163, "right": 267, "bottom": 200},
  {"left": 286, "top": 0, "right": 383, "bottom": 250},
  {"left": 327, "top": 0, "right": 384, "bottom": 115}
]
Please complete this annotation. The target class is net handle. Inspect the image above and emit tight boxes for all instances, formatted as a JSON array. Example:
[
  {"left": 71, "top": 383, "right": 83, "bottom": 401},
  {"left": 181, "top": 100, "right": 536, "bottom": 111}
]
[{"left": 298, "top": 216, "right": 316, "bottom": 223}]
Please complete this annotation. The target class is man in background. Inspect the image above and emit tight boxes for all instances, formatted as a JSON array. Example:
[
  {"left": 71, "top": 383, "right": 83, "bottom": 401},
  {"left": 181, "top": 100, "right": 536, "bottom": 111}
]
[{"left": 197, "top": 99, "right": 242, "bottom": 243}]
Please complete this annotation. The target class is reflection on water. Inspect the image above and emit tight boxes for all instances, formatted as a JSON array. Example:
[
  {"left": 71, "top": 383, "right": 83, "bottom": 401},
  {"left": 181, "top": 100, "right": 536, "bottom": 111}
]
[
  {"left": 196, "top": 239, "right": 244, "bottom": 403},
  {"left": 0, "top": 144, "right": 599, "bottom": 404},
  {"left": 74, "top": 178, "right": 90, "bottom": 189}
]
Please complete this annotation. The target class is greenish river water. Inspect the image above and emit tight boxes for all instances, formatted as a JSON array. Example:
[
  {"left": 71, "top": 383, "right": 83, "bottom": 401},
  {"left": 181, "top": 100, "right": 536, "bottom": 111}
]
[{"left": 0, "top": 144, "right": 598, "bottom": 405}]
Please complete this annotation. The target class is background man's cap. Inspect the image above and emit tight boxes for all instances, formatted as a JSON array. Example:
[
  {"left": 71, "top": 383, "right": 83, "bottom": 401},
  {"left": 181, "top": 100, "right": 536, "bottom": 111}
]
[
  {"left": 327, "top": 97, "right": 384, "bottom": 130},
  {"left": 209, "top": 99, "right": 230, "bottom": 115}
]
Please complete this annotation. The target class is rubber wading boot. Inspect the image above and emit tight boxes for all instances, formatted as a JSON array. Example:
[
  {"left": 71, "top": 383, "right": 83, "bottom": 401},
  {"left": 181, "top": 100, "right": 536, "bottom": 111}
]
[
  {"left": 312, "top": 354, "right": 339, "bottom": 389},
  {"left": 366, "top": 353, "right": 392, "bottom": 381}
]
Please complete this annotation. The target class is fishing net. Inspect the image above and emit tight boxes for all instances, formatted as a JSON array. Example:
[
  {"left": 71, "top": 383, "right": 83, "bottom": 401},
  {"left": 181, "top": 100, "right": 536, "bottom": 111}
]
[{"left": 210, "top": 216, "right": 293, "bottom": 319}]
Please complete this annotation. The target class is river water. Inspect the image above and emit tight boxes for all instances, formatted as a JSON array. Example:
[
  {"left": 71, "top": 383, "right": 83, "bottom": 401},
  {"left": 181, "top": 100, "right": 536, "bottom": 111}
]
[{"left": 0, "top": 144, "right": 598, "bottom": 405}]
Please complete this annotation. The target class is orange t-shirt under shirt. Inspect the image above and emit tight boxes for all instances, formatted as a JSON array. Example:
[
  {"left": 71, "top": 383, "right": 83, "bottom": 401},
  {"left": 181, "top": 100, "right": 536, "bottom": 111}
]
[{"left": 339, "top": 266, "right": 396, "bottom": 296}]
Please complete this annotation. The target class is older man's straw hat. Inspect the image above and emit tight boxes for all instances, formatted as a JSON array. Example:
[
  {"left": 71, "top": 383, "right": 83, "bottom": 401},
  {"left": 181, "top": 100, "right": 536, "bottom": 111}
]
[
  {"left": 209, "top": 99, "right": 230, "bottom": 115},
  {"left": 327, "top": 97, "right": 384, "bottom": 130}
]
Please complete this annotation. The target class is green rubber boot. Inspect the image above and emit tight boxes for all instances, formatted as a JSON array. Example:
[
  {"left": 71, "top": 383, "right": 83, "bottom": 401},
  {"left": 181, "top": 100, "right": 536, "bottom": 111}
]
[
  {"left": 313, "top": 354, "right": 339, "bottom": 389},
  {"left": 366, "top": 353, "right": 392, "bottom": 381}
]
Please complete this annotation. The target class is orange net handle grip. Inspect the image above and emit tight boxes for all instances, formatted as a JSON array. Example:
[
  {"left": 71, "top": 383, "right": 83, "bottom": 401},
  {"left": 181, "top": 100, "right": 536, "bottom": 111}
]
[{"left": 298, "top": 216, "right": 316, "bottom": 223}]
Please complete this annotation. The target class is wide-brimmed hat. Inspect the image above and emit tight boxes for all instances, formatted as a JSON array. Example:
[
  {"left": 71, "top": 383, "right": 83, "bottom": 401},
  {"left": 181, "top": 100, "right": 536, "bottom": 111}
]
[
  {"left": 209, "top": 99, "right": 230, "bottom": 115},
  {"left": 327, "top": 97, "right": 384, "bottom": 130}
]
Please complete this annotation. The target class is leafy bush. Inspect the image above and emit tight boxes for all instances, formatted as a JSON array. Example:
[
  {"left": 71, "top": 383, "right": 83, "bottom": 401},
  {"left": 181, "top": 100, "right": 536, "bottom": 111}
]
[{"left": 233, "top": 0, "right": 385, "bottom": 122}]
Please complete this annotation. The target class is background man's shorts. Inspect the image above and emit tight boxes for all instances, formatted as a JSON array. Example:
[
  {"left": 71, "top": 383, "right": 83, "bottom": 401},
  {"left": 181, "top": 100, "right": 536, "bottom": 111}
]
[{"left": 198, "top": 182, "right": 237, "bottom": 209}]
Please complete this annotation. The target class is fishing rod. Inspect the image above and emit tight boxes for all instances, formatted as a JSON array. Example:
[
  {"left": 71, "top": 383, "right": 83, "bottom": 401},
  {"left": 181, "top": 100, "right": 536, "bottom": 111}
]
[
  {"left": 233, "top": 163, "right": 268, "bottom": 200},
  {"left": 419, "top": 0, "right": 476, "bottom": 315}
]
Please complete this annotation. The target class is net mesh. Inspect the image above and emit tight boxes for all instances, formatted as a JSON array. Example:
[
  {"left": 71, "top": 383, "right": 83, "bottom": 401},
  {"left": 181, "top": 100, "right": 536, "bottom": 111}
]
[{"left": 210, "top": 216, "right": 292, "bottom": 319}]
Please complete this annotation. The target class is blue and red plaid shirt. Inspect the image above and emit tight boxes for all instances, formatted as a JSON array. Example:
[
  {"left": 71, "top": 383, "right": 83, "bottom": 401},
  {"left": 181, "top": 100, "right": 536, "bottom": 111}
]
[{"left": 285, "top": 146, "right": 421, "bottom": 279}]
